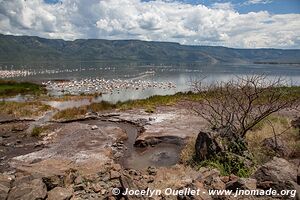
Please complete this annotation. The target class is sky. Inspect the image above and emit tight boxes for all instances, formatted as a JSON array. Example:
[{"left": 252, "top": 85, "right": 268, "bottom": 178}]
[{"left": 0, "top": 0, "right": 299, "bottom": 49}]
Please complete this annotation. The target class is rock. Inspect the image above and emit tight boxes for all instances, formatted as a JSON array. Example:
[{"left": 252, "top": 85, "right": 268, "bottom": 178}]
[
  {"left": 8, "top": 178, "right": 47, "bottom": 200},
  {"left": 297, "top": 165, "right": 300, "bottom": 185},
  {"left": 147, "top": 166, "right": 157, "bottom": 176},
  {"left": 73, "top": 184, "right": 85, "bottom": 192},
  {"left": 91, "top": 183, "right": 102, "bottom": 193},
  {"left": 120, "top": 174, "right": 146, "bottom": 200},
  {"left": 111, "top": 164, "right": 122, "bottom": 172},
  {"left": 0, "top": 184, "right": 10, "bottom": 200},
  {"left": 91, "top": 125, "right": 98, "bottom": 130},
  {"left": 110, "top": 171, "right": 121, "bottom": 179},
  {"left": 197, "top": 168, "right": 220, "bottom": 182},
  {"left": 253, "top": 157, "right": 298, "bottom": 191},
  {"left": 0, "top": 173, "right": 13, "bottom": 188},
  {"left": 226, "top": 178, "right": 257, "bottom": 191},
  {"left": 229, "top": 174, "right": 238, "bottom": 182},
  {"left": 262, "top": 137, "right": 291, "bottom": 157},
  {"left": 74, "top": 176, "right": 84, "bottom": 185},
  {"left": 0, "top": 174, "right": 14, "bottom": 199},
  {"left": 194, "top": 131, "right": 223, "bottom": 162},
  {"left": 197, "top": 168, "right": 225, "bottom": 190},
  {"left": 177, "top": 182, "right": 212, "bottom": 200},
  {"left": 220, "top": 176, "right": 229, "bottom": 183},
  {"left": 42, "top": 175, "right": 64, "bottom": 190},
  {"left": 47, "top": 187, "right": 73, "bottom": 200},
  {"left": 210, "top": 176, "right": 225, "bottom": 190},
  {"left": 64, "top": 169, "right": 78, "bottom": 186}
]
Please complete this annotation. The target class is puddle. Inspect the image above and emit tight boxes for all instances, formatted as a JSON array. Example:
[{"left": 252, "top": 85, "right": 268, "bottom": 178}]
[
  {"left": 43, "top": 97, "right": 103, "bottom": 110},
  {"left": 82, "top": 120, "right": 184, "bottom": 170}
]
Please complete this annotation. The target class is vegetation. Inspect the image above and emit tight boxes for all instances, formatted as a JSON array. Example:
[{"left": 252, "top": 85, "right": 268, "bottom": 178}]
[
  {"left": 31, "top": 126, "right": 45, "bottom": 137},
  {"left": 53, "top": 92, "right": 202, "bottom": 120},
  {"left": 179, "top": 76, "right": 300, "bottom": 177},
  {"left": 1, "top": 34, "right": 300, "bottom": 63},
  {"left": 0, "top": 101, "right": 51, "bottom": 118},
  {"left": 192, "top": 75, "right": 299, "bottom": 155},
  {"left": 0, "top": 80, "right": 45, "bottom": 97}
]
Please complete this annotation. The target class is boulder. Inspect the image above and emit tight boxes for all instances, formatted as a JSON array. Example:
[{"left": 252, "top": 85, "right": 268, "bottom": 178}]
[
  {"left": 194, "top": 131, "right": 223, "bottom": 162},
  {"left": 0, "top": 174, "right": 13, "bottom": 200},
  {"left": 196, "top": 168, "right": 225, "bottom": 190},
  {"left": 42, "top": 174, "right": 64, "bottom": 190},
  {"left": 0, "top": 184, "right": 10, "bottom": 200},
  {"left": 253, "top": 157, "right": 298, "bottom": 191},
  {"left": 262, "top": 137, "right": 291, "bottom": 157},
  {"left": 110, "top": 170, "right": 121, "bottom": 179},
  {"left": 8, "top": 178, "right": 47, "bottom": 200},
  {"left": 47, "top": 187, "right": 73, "bottom": 200},
  {"left": 226, "top": 178, "right": 257, "bottom": 191},
  {"left": 177, "top": 182, "right": 212, "bottom": 200}
]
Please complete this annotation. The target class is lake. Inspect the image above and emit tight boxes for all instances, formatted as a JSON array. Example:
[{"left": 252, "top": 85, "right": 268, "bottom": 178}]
[{"left": 1, "top": 62, "right": 300, "bottom": 103}]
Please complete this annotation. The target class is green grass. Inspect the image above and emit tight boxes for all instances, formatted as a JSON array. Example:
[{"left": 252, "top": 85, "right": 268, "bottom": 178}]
[
  {"left": 0, "top": 80, "right": 46, "bottom": 97},
  {"left": 31, "top": 126, "right": 44, "bottom": 137},
  {"left": 196, "top": 154, "right": 254, "bottom": 178}
]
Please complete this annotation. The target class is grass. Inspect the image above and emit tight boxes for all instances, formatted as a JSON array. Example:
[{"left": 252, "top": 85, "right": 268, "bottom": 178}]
[
  {"left": 0, "top": 80, "right": 46, "bottom": 97},
  {"left": 180, "top": 136, "right": 197, "bottom": 165},
  {"left": 53, "top": 92, "right": 203, "bottom": 120},
  {"left": 247, "top": 114, "right": 299, "bottom": 164},
  {"left": 0, "top": 101, "right": 51, "bottom": 118},
  {"left": 31, "top": 126, "right": 45, "bottom": 137},
  {"left": 51, "top": 85, "right": 300, "bottom": 121},
  {"left": 180, "top": 136, "right": 253, "bottom": 177}
]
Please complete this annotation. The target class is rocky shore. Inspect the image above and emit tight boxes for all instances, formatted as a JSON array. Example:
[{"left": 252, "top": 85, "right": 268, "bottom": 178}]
[{"left": 0, "top": 105, "right": 299, "bottom": 200}]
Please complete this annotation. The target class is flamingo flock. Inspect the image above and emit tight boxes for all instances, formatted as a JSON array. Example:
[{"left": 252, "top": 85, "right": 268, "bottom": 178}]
[{"left": 42, "top": 79, "right": 176, "bottom": 95}]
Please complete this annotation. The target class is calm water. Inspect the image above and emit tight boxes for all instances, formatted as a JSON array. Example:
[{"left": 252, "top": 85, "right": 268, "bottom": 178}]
[{"left": 1, "top": 62, "right": 300, "bottom": 103}]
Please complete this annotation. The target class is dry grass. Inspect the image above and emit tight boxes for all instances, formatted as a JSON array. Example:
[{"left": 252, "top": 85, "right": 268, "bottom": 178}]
[
  {"left": 246, "top": 115, "right": 299, "bottom": 164},
  {"left": 0, "top": 101, "right": 52, "bottom": 118},
  {"left": 180, "top": 136, "right": 197, "bottom": 165}
]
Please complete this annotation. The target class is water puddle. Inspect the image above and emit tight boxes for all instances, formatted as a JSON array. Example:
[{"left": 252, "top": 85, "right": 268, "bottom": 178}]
[{"left": 82, "top": 120, "right": 183, "bottom": 169}]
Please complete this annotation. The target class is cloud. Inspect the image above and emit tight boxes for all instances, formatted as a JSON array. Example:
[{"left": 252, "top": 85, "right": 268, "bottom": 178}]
[
  {"left": 245, "top": 0, "right": 273, "bottom": 5},
  {"left": 211, "top": 2, "right": 234, "bottom": 10},
  {"left": 0, "top": 0, "right": 299, "bottom": 48}
]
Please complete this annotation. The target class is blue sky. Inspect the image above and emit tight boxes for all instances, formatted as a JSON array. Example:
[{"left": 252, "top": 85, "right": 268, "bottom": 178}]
[{"left": 1, "top": 0, "right": 300, "bottom": 48}]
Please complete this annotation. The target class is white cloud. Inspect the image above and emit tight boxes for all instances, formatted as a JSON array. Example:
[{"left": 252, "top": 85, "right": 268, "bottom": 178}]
[
  {"left": 245, "top": 0, "right": 273, "bottom": 5},
  {"left": 212, "top": 2, "right": 234, "bottom": 10},
  {"left": 0, "top": 0, "right": 299, "bottom": 48}
]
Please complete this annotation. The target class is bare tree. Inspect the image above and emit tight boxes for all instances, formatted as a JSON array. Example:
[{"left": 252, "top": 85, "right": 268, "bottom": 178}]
[{"left": 192, "top": 75, "right": 298, "bottom": 153}]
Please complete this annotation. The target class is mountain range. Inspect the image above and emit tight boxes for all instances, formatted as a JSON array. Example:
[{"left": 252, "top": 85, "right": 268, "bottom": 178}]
[{"left": 0, "top": 34, "right": 300, "bottom": 64}]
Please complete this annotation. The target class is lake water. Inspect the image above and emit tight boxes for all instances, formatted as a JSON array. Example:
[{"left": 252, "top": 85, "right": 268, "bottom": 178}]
[{"left": 1, "top": 62, "right": 300, "bottom": 103}]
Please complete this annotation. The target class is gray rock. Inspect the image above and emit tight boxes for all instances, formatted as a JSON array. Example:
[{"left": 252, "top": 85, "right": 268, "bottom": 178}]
[
  {"left": 73, "top": 184, "right": 85, "bottom": 192},
  {"left": 0, "top": 174, "right": 13, "bottom": 200},
  {"left": 47, "top": 187, "right": 73, "bottom": 200},
  {"left": 226, "top": 178, "right": 257, "bottom": 191},
  {"left": 0, "top": 184, "right": 10, "bottom": 200},
  {"left": 91, "top": 125, "right": 98, "bottom": 130},
  {"left": 43, "top": 175, "right": 64, "bottom": 190},
  {"left": 253, "top": 157, "right": 298, "bottom": 191},
  {"left": 262, "top": 137, "right": 291, "bottom": 157},
  {"left": 8, "top": 179, "right": 47, "bottom": 200}
]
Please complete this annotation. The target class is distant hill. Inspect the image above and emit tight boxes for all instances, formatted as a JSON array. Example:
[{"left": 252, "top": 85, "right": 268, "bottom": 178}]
[{"left": 0, "top": 34, "right": 300, "bottom": 64}]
